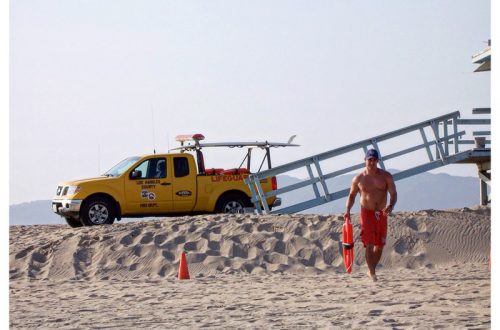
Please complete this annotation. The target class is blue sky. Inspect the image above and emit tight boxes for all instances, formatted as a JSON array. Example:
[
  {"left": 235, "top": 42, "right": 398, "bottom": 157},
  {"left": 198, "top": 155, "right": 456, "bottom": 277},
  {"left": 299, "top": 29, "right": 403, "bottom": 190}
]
[{"left": 9, "top": 0, "right": 491, "bottom": 204}]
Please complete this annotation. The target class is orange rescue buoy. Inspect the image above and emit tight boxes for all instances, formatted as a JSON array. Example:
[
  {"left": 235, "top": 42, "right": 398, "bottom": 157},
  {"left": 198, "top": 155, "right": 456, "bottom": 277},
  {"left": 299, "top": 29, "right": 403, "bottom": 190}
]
[{"left": 342, "top": 215, "right": 354, "bottom": 273}]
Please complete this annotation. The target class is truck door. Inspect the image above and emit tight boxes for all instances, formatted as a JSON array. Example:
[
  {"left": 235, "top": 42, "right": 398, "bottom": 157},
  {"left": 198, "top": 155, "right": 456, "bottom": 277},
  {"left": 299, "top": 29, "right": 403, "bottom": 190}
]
[
  {"left": 171, "top": 156, "right": 196, "bottom": 212},
  {"left": 124, "top": 157, "right": 173, "bottom": 214}
]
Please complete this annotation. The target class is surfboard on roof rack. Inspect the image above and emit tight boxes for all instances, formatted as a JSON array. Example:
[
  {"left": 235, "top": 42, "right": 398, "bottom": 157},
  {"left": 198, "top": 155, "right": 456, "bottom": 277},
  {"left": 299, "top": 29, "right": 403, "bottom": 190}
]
[{"left": 170, "top": 134, "right": 299, "bottom": 173}]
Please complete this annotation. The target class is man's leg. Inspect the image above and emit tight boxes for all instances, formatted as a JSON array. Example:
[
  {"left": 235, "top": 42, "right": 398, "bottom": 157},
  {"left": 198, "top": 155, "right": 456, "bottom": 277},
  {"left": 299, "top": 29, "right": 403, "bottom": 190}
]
[
  {"left": 365, "top": 244, "right": 378, "bottom": 281},
  {"left": 373, "top": 246, "right": 383, "bottom": 266},
  {"left": 369, "top": 212, "right": 386, "bottom": 277}
]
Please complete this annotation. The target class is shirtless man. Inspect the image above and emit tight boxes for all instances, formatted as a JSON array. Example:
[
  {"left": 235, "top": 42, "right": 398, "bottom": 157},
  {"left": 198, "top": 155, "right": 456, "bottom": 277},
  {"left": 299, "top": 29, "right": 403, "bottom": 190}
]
[{"left": 345, "top": 149, "right": 397, "bottom": 281}]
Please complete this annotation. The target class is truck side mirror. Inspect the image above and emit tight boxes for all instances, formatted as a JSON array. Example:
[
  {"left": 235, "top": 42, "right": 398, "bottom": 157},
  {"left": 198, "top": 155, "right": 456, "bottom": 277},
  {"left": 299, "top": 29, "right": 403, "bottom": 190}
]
[{"left": 130, "top": 170, "right": 142, "bottom": 179}]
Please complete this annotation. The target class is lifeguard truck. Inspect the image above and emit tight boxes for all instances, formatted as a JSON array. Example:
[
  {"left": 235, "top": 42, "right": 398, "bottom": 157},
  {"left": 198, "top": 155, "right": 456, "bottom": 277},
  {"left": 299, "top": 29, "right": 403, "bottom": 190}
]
[{"left": 52, "top": 134, "right": 297, "bottom": 227}]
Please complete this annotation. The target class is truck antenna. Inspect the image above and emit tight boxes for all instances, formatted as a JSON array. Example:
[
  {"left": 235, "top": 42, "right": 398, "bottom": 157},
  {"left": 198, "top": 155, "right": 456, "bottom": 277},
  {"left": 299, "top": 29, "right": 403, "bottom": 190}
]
[
  {"left": 98, "top": 144, "right": 101, "bottom": 174},
  {"left": 151, "top": 107, "right": 156, "bottom": 154}
]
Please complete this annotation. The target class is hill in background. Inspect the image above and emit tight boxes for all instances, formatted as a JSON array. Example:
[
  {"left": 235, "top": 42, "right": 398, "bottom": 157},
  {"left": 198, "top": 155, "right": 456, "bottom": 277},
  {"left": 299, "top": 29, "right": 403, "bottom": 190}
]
[
  {"left": 275, "top": 170, "right": 482, "bottom": 214},
  {"left": 10, "top": 200, "right": 63, "bottom": 225},
  {"left": 10, "top": 171, "right": 483, "bottom": 225}
]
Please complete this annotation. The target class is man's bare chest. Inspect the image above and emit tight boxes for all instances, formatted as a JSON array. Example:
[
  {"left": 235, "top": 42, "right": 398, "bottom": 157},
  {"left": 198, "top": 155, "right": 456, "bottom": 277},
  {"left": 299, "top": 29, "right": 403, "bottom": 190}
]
[{"left": 358, "top": 175, "right": 387, "bottom": 192}]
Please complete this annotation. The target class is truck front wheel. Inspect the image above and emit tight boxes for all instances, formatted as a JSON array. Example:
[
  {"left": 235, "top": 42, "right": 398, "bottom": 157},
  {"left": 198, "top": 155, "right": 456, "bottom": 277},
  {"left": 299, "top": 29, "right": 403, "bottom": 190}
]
[
  {"left": 80, "top": 197, "right": 116, "bottom": 226},
  {"left": 215, "top": 193, "right": 247, "bottom": 214}
]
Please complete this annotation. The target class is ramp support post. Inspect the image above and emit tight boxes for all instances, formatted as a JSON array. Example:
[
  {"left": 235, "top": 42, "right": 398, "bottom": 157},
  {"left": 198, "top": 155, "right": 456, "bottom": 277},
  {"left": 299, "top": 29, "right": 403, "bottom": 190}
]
[
  {"left": 477, "top": 162, "right": 490, "bottom": 206},
  {"left": 480, "top": 179, "right": 488, "bottom": 206}
]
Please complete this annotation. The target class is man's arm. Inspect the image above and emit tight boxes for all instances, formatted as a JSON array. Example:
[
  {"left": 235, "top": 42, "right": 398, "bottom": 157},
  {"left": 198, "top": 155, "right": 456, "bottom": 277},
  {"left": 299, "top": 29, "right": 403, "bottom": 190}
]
[
  {"left": 383, "top": 173, "right": 397, "bottom": 215},
  {"left": 345, "top": 175, "right": 360, "bottom": 218}
]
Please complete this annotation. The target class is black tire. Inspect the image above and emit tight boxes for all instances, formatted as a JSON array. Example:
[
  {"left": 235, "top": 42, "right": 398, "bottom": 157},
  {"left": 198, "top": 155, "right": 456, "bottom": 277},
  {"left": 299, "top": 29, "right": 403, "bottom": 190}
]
[
  {"left": 215, "top": 193, "right": 248, "bottom": 214},
  {"left": 65, "top": 217, "right": 83, "bottom": 228},
  {"left": 80, "top": 197, "right": 116, "bottom": 226}
]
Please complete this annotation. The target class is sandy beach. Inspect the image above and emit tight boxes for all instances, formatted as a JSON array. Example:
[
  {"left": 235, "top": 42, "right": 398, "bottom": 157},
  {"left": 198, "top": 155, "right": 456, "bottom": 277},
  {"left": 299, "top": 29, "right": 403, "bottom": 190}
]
[{"left": 10, "top": 206, "right": 490, "bottom": 329}]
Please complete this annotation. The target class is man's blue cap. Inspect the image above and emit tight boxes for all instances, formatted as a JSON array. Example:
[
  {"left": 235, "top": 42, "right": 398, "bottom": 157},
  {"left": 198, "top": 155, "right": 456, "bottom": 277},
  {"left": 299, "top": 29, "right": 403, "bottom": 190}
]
[{"left": 365, "top": 148, "right": 379, "bottom": 160}]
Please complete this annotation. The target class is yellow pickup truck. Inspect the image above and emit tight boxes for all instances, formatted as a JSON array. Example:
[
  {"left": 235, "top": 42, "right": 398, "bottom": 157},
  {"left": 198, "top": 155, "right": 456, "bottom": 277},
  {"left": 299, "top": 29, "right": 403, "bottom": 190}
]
[{"left": 52, "top": 134, "right": 297, "bottom": 227}]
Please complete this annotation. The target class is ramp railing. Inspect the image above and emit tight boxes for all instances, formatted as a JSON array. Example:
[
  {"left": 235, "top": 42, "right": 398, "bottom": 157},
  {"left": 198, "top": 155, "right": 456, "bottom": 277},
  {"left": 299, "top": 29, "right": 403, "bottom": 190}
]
[{"left": 245, "top": 110, "right": 490, "bottom": 214}]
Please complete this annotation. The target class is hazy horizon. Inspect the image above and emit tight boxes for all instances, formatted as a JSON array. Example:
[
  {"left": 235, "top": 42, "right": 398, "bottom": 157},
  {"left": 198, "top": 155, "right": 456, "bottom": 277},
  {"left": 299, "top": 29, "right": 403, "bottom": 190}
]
[{"left": 9, "top": 168, "right": 482, "bottom": 207}]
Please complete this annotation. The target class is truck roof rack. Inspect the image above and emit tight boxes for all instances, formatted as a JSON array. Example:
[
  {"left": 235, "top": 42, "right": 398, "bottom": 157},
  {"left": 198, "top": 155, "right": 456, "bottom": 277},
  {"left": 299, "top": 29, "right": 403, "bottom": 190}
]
[
  {"left": 170, "top": 135, "right": 299, "bottom": 173},
  {"left": 170, "top": 141, "right": 299, "bottom": 151}
]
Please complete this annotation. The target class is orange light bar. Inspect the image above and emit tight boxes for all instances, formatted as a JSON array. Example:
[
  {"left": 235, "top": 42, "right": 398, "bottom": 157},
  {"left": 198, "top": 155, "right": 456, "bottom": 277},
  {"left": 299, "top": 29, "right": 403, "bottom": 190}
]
[{"left": 175, "top": 134, "right": 205, "bottom": 142}]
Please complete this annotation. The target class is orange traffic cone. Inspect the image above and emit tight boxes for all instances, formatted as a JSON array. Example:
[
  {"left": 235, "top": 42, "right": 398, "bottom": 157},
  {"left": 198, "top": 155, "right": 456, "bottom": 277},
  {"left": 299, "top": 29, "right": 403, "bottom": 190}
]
[{"left": 178, "top": 251, "right": 190, "bottom": 280}]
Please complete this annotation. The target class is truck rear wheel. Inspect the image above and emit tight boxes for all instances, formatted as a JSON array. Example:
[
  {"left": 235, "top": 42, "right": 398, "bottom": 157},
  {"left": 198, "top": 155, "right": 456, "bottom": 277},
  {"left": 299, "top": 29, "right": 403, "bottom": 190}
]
[
  {"left": 80, "top": 197, "right": 116, "bottom": 226},
  {"left": 215, "top": 193, "right": 247, "bottom": 214},
  {"left": 65, "top": 217, "right": 83, "bottom": 228}
]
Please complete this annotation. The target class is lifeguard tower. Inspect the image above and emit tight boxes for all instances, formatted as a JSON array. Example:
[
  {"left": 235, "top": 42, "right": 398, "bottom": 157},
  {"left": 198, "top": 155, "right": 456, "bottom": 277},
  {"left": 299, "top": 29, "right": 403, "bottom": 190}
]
[{"left": 245, "top": 42, "right": 491, "bottom": 214}]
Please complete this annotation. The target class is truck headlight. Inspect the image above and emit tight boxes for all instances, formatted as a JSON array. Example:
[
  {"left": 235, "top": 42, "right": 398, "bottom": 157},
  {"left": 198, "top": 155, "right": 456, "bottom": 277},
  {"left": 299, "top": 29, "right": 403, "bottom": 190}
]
[{"left": 66, "top": 186, "right": 81, "bottom": 195}]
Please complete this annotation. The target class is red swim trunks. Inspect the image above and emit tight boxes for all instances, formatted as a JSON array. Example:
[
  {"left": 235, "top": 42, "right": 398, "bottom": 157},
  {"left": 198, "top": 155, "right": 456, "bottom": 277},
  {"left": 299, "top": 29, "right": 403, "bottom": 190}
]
[{"left": 360, "top": 208, "right": 387, "bottom": 247}]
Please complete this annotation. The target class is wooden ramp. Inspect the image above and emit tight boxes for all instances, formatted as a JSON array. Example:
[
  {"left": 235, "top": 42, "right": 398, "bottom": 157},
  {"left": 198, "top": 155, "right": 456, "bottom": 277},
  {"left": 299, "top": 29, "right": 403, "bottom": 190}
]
[{"left": 245, "top": 110, "right": 491, "bottom": 214}]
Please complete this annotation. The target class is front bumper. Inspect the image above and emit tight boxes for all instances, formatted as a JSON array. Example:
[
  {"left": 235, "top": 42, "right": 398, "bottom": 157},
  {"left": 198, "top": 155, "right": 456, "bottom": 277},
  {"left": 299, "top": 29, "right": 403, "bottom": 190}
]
[{"left": 52, "top": 199, "right": 83, "bottom": 217}]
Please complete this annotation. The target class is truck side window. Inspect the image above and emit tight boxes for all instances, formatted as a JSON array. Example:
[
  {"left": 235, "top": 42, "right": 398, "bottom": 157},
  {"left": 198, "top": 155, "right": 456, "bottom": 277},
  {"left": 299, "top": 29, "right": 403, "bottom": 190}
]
[
  {"left": 131, "top": 158, "right": 167, "bottom": 179},
  {"left": 154, "top": 159, "right": 167, "bottom": 178},
  {"left": 174, "top": 157, "right": 189, "bottom": 178}
]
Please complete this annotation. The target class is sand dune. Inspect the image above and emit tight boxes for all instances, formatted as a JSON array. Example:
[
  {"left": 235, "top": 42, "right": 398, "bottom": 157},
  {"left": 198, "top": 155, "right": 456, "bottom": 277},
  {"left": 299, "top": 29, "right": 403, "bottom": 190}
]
[
  {"left": 10, "top": 207, "right": 490, "bottom": 281},
  {"left": 9, "top": 206, "right": 491, "bottom": 328}
]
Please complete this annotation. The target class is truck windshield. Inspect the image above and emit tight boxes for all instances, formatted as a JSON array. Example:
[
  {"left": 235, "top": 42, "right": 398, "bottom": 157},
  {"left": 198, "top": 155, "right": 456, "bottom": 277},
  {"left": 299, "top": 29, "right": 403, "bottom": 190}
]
[{"left": 103, "top": 156, "right": 140, "bottom": 177}]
